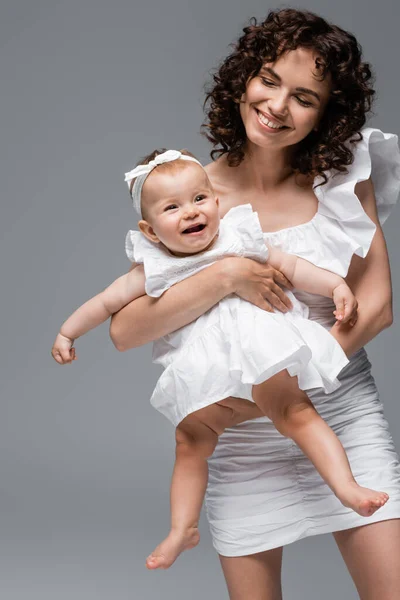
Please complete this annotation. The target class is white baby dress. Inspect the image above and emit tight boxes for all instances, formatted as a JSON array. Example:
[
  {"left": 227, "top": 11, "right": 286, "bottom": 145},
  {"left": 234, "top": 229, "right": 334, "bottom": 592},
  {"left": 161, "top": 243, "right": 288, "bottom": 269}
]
[{"left": 125, "top": 205, "right": 349, "bottom": 426}]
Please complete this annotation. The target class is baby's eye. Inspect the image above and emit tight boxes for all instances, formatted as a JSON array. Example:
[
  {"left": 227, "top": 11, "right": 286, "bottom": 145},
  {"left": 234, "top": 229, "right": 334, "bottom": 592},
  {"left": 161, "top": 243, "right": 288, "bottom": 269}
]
[
  {"left": 164, "top": 204, "right": 177, "bottom": 211},
  {"left": 194, "top": 195, "right": 206, "bottom": 202}
]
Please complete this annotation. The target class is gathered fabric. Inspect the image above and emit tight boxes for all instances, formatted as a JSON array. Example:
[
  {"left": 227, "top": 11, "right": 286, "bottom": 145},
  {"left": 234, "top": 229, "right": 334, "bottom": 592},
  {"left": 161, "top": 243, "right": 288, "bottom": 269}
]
[{"left": 204, "top": 128, "right": 400, "bottom": 556}]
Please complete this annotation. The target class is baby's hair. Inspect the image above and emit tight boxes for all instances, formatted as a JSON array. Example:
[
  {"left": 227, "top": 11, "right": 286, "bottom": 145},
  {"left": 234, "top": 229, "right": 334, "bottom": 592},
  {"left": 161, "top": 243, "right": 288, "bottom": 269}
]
[{"left": 128, "top": 148, "right": 201, "bottom": 221}]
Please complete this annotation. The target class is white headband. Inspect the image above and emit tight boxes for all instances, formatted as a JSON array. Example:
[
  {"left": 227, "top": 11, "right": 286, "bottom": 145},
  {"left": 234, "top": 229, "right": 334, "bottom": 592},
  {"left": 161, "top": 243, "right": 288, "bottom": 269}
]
[{"left": 124, "top": 149, "right": 202, "bottom": 217}]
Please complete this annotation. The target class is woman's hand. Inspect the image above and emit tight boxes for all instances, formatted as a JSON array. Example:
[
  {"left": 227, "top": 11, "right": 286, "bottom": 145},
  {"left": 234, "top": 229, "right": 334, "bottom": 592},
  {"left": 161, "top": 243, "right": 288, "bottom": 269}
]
[
  {"left": 110, "top": 256, "right": 294, "bottom": 351},
  {"left": 222, "top": 257, "right": 294, "bottom": 312}
]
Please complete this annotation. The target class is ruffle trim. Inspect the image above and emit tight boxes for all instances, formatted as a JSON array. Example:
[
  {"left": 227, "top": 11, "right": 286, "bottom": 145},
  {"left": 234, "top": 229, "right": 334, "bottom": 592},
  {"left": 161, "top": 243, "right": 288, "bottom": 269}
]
[
  {"left": 265, "top": 127, "right": 400, "bottom": 277},
  {"left": 125, "top": 230, "right": 169, "bottom": 297},
  {"left": 221, "top": 204, "right": 269, "bottom": 262}
]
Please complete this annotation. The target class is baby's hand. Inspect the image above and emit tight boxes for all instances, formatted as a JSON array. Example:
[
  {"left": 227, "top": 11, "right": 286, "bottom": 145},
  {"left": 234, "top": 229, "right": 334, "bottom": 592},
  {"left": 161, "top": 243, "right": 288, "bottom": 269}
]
[
  {"left": 51, "top": 333, "right": 77, "bottom": 365},
  {"left": 332, "top": 283, "right": 358, "bottom": 327}
]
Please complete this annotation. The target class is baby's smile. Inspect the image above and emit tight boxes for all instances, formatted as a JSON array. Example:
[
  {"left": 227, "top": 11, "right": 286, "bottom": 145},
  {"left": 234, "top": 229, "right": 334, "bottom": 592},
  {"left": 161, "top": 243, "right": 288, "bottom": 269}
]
[{"left": 181, "top": 223, "right": 207, "bottom": 235}]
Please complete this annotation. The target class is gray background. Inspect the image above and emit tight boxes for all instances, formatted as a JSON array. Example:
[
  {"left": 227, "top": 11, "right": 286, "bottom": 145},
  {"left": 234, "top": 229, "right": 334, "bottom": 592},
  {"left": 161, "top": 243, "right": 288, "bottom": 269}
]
[{"left": 1, "top": 1, "right": 399, "bottom": 598}]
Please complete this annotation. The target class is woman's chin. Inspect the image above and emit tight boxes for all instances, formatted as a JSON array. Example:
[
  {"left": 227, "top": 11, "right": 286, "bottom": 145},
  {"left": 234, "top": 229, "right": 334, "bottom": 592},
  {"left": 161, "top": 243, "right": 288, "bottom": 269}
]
[{"left": 247, "top": 129, "right": 308, "bottom": 154}]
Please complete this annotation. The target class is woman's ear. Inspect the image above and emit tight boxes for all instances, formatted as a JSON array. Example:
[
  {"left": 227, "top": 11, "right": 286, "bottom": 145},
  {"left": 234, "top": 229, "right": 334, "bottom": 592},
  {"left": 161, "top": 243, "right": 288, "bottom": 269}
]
[
  {"left": 215, "top": 196, "right": 220, "bottom": 207},
  {"left": 138, "top": 220, "right": 160, "bottom": 243}
]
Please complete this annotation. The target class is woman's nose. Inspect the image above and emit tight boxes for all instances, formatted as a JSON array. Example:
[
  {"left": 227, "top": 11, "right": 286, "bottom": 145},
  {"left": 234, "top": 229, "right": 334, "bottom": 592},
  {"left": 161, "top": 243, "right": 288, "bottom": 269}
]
[{"left": 268, "top": 91, "right": 289, "bottom": 117}]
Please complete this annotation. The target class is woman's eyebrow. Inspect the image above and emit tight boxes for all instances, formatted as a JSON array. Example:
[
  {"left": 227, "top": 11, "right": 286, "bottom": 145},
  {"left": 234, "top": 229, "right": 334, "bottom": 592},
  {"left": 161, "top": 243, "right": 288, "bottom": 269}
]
[
  {"left": 294, "top": 87, "right": 321, "bottom": 102},
  {"left": 260, "top": 66, "right": 321, "bottom": 102}
]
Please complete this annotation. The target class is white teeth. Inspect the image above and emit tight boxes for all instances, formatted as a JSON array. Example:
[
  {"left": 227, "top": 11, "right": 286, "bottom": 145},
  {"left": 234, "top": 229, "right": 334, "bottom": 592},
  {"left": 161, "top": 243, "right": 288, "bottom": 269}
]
[{"left": 257, "top": 111, "right": 285, "bottom": 129}]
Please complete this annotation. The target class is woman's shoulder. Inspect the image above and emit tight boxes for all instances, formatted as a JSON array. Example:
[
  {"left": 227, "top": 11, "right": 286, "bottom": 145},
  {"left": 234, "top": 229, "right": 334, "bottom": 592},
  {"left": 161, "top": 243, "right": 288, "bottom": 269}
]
[
  {"left": 283, "top": 126, "right": 400, "bottom": 277},
  {"left": 316, "top": 126, "right": 400, "bottom": 226}
]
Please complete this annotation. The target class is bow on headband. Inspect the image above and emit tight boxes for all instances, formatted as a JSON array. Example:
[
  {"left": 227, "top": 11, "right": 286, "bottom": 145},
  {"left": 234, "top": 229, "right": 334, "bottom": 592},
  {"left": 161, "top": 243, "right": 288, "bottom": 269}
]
[{"left": 124, "top": 149, "right": 202, "bottom": 217}]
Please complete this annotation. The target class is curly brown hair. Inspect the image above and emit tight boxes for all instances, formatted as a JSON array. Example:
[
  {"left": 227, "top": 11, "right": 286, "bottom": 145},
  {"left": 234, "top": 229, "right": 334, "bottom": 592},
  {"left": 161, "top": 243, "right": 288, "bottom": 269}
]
[{"left": 202, "top": 8, "right": 375, "bottom": 184}]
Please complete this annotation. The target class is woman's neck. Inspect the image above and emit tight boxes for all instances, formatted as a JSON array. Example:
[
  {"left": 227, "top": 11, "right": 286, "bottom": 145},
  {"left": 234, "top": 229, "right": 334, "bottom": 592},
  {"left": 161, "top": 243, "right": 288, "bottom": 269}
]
[{"left": 239, "top": 142, "right": 294, "bottom": 192}]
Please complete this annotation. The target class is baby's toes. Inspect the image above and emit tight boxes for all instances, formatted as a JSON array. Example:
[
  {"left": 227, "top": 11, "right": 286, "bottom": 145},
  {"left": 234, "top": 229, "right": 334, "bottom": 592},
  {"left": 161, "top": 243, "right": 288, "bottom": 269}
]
[
  {"left": 146, "top": 554, "right": 167, "bottom": 570},
  {"left": 376, "top": 492, "right": 389, "bottom": 506}
]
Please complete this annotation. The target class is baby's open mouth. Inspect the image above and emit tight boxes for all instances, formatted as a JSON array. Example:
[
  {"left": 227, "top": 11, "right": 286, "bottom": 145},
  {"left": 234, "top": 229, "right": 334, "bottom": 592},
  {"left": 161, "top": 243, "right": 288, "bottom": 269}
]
[{"left": 182, "top": 224, "right": 206, "bottom": 234}]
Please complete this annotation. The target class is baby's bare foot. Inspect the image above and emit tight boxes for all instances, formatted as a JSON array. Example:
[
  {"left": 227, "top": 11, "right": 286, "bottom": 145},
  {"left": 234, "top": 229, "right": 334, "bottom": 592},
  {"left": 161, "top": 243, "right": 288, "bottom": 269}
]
[
  {"left": 146, "top": 527, "right": 200, "bottom": 570},
  {"left": 338, "top": 482, "right": 389, "bottom": 517}
]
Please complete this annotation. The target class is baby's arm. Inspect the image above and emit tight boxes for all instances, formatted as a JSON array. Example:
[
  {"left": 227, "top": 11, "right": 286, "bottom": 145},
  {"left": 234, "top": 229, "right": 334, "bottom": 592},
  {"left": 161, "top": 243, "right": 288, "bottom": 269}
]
[
  {"left": 267, "top": 246, "right": 358, "bottom": 325},
  {"left": 51, "top": 265, "right": 146, "bottom": 364}
]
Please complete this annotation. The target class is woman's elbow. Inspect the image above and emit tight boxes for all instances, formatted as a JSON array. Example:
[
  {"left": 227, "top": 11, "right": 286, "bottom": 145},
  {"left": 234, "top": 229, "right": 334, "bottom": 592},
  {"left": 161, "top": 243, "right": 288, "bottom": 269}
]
[
  {"left": 372, "top": 299, "right": 393, "bottom": 331},
  {"left": 109, "top": 320, "right": 126, "bottom": 352},
  {"left": 380, "top": 303, "right": 394, "bottom": 329},
  {"left": 109, "top": 316, "right": 136, "bottom": 352}
]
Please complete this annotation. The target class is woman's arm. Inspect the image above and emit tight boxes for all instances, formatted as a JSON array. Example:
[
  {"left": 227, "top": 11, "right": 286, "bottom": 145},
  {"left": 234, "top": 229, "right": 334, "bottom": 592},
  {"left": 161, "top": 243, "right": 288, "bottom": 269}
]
[
  {"left": 329, "top": 177, "right": 393, "bottom": 357},
  {"left": 109, "top": 258, "right": 294, "bottom": 351}
]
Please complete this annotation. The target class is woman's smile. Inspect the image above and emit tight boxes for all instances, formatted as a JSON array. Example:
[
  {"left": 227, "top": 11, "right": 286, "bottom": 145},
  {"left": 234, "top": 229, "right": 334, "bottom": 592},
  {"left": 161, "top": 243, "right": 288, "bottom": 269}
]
[
  {"left": 255, "top": 108, "right": 290, "bottom": 133},
  {"left": 240, "top": 48, "right": 332, "bottom": 150}
]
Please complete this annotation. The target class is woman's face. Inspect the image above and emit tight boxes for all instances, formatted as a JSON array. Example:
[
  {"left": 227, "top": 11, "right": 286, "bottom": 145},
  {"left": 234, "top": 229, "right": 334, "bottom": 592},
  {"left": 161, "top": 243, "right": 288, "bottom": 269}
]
[{"left": 239, "top": 47, "right": 332, "bottom": 151}]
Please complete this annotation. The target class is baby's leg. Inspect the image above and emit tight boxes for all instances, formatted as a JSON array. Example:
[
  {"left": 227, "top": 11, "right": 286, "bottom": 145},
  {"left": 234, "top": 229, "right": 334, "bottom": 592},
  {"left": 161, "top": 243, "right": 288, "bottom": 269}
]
[
  {"left": 146, "top": 399, "right": 260, "bottom": 570},
  {"left": 252, "top": 371, "right": 389, "bottom": 516}
]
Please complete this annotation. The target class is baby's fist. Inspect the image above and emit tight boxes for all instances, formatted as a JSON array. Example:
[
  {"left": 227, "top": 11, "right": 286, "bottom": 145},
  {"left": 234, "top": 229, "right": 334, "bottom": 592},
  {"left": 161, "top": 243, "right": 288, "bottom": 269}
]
[
  {"left": 51, "top": 333, "right": 77, "bottom": 365},
  {"left": 332, "top": 283, "right": 358, "bottom": 327}
]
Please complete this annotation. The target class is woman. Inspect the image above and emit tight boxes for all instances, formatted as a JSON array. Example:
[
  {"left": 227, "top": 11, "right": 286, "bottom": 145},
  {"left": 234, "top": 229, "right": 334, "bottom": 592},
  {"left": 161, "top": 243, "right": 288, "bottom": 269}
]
[{"left": 110, "top": 9, "right": 400, "bottom": 599}]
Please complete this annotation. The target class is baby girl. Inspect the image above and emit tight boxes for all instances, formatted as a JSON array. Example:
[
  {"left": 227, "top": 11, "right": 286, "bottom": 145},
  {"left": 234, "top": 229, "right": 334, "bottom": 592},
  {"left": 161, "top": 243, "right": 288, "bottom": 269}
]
[{"left": 51, "top": 149, "right": 389, "bottom": 570}]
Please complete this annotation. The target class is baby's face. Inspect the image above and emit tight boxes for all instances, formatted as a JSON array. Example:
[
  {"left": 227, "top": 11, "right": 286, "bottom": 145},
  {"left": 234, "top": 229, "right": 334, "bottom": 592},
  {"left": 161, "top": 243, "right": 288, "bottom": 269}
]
[{"left": 139, "top": 163, "right": 220, "bottom": 256}]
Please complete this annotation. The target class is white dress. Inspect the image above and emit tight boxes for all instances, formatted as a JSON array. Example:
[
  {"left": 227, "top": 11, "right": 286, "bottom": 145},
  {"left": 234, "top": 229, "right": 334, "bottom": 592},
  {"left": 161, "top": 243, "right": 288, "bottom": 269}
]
[
  {"left": 126, "top": 207, "right": 349, "bottom": 426},
  {"left": 205, "top": 127, "right": 400, "bottom": 556}
]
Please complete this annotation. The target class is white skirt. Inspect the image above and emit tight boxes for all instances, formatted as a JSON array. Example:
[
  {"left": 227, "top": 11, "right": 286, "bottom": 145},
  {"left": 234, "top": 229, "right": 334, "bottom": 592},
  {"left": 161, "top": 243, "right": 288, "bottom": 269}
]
[
  {"left": 150, "top": 293, "right": 348, "bottom": 426},
  {"left": 205, "top": 294, "right": 400, "bottom": 557}
]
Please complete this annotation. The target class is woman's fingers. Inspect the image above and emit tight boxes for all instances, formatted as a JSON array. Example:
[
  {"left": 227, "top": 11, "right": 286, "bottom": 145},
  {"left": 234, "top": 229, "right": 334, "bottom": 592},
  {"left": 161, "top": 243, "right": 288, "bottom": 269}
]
[
  {"left": 254, "top": 296, "right": 274, "bottom": 312},
  {"left": 230, "top": 259, "right": 293, "bottom": 312},
  {"left": 267, "top": 281, "right": 293, "bottom": 311},
  {"left": 263, "top": 289, "right": 288, "bottom": 312},
  {"left": 273, "top": 269, "right": 294, "bottom": 290}
]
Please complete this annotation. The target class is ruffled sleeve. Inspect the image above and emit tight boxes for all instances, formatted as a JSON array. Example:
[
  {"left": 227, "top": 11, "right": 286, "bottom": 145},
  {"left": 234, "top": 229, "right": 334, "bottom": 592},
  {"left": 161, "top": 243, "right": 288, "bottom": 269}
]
[
  {"left": 125, "top": 230, "right": 170, "bottom": 297},
  {"left": 125, "top": 229, "right": 145, "bottom": 264},
  {"left": 265, "top": 127, "right": 400, "bottom": 278},
  {"left": 222, "top": 204, "right": 269, "bottom": 262},
  {"left": 314, "top": 127, "right": 400, "bottom": 253}
]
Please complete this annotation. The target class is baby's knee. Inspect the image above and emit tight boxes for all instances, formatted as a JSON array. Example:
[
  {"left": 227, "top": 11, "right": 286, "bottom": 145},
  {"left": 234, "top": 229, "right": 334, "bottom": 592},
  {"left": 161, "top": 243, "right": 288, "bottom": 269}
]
[
  {"left": 270, "top": 397, "right": 315, "bottom": 436},
  {"left": 175, "top": 420, "right": 218, "bottom": 459}
]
